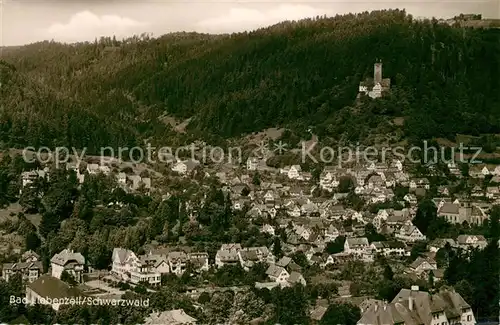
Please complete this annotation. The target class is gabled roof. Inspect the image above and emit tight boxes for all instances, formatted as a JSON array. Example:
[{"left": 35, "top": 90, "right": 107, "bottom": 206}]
[
  {"left": 288, "top": 271, "right": 305, "bottom": 284},
  {"left": 50, "top": 249, "right": 85, "bottom": 266},
  {"left": 266, "top": 264, "right": 287, "bottom": 278},
  {"left": 346, "top": 237, "right": 369, "bottom": 247},
  {"left": 27, "top": 275, "right": 83, "bottom": 300},
  {"left": 438, "top": 203, "right": 460, "bottom": 215},
  {"left": 3, "top": 261, "right": 42, "bottom": 271},
  {"left": 276, "top": 256, "right": 292, "bottom": 267},
  {"left": 112, "top": 247, "right": 136, "bottom": 264},
  {"left": 390, "top": 288, "right": 463, "bottom": 323}
]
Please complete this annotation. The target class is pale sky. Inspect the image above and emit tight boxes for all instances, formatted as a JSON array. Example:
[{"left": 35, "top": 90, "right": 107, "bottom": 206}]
[{"left": 1, "top": 0, "right": 499, "bottom": 46}]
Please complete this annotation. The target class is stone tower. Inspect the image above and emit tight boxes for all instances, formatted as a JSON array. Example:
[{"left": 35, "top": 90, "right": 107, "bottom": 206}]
[{"left": 374, "top": 62, "right": 382, "bottom": 84}]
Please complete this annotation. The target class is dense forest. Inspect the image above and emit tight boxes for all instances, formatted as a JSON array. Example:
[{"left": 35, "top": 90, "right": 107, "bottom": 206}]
[{"left": 1, "top": 9, "right": 500, "bottom": 153}]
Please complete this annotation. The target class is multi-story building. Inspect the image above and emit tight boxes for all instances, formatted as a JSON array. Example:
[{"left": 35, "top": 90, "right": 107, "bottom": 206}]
[
  {"left": 50, "top": 249, "right": 85, "bottom": 283},
  {"left": 215, "top": 244, "right": 241, "bottom": 268},
  {"left": 357, "top": 286, "right": 476, "bottom": 325}
]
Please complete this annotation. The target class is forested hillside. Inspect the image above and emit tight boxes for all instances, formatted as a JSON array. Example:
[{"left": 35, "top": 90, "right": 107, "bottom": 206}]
[{"left": 1, "top": 9, "right": 499, "bottom": 152}]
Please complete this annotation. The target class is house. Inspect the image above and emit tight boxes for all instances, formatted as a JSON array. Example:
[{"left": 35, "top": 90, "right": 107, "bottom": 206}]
[
  {"left": 408, "top": 257, "right": 437, "bottom": 275},
  {"left": 275, "top": 256, "right": 300, "bottom": 274},
  {"left": 2, "top": 261, "right": 43, "bottom": 283},
  {"left": 428, "top": 238, "right": 456, "bottom": 252},
  {"left": 238, "top": 250, "right": 260, "bottom": 271},
  {"left": 22, "top": 250, "right": 40, "bottom": 263},
  {"left": 20, "top": 170, "right": 47, "bottom": 189},
  {"left": 127, "top": 175, "right": 152, "bottom": 192},
  {"left": 319, "top": 168, "right": 340, "bottom": 191},
  {"left": 261, "top": 224, "right": 275, "bottom": 236},
  {"left": 50, "top": 249, "right": 85, "bottom": 283},
  {"left": 357, "top": 286, "right": 476, "bottom": 325},
  {"left": 171, "top": 159, "right": 199, "bottom": 175},
  {"left": 140, "top": 253, "right": 170, "bottom": 275},
  {"left": 429, "top": 269, "right": 445, "bottom": 283},
  {"left": 167, "top": 251, "right": 188, "bottom": 275},
  {"left": 403, "top": 193, "right": 417, "bottom": 205},
  {"left": 287, "top": 271, "right": 306, "bottom": 286},
  {"left": 409, "top": 178, "right": 430, "bottom": 189},
  {"left": 238, "top": 246, "right": 272, "bottom": 271},
  {"left": 86, "top": 163, "right": 99, "bottom": 174},
  {"left": 370, "top": 241, "right": 406, "bottom": 257},
  {"left": 130, "top": 259, "right": 161, "bottom": 286},
  {"left": 456, "top": 234, "right": 487, "bottom": 250},
  {"left": 395, "top": 223, "right": 426, "bottom": 242},
  {"left": 215, "top": 244, "right": 241, "bottom": 268},
  {"left": 144, "top": 309, "right": 197, "bottom": 325},
  {"left": 246, "top": 157, "right": 266, "bottom": 171},
  {"left": 99, "top": 165, "right": 111, "bottom": 175},
  {"left": 310, "top": 305, "right": 328, "bottom": 323},
  {"left": 486, "top": 186, "right": 500, "bottom": 199},
  {"left": 25, "top": 275, "right": 84, "bottom": 311},
  {"left": 117, "top": 172, "right": 127, "bottom": 185},
  {"left": 265, "top": 265, "right": 289, "bottom": 285},
  {"left": 324, "top": 224, "right": 339, "bottom": 242}
]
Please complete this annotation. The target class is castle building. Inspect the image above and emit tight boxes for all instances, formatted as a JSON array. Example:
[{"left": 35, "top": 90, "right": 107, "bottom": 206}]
[{"left": 359, "top": 62, "right": 391, "bottom": 99}]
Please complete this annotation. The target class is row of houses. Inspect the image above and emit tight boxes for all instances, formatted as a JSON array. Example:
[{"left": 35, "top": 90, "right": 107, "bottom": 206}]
[
  {"left": 20, "top": 162, "right": 152, "bottom": 194},
  {"left": 2, "top": 249, "right": 85, "bottom": 284}
]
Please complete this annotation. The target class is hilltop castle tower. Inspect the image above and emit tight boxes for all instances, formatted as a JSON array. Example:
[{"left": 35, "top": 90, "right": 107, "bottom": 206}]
[
  {"left": 374, "top": 62, "right": 382, "bottom": 84},
  {"left": 358, "top": 61, "right": 391, "bottom": 99}
]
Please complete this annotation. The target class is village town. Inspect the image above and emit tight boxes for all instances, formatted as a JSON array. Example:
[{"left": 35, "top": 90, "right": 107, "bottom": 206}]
[{"left": 0, "top": 139, "right": 498, "bottom": 324}]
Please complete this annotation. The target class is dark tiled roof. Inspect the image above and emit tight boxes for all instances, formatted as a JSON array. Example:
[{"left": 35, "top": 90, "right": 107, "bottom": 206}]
[{"left": 27, "top": 275, "right": 84, "bottom": 300}]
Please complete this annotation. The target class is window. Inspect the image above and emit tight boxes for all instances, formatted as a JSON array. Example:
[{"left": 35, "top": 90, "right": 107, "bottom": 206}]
[{"left": 467, "top": 315, "right": 472, "bottom": 321}]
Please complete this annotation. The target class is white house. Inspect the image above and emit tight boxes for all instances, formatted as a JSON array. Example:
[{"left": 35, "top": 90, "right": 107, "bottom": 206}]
[
  {"left": 408, "top": 257, "right": 437, "bottom": 275},
  {"left": 266, "top": 265, "right": 289, "bottom": 285},
  {"left": 344, "top": 237, "right": 370, "bottom": 256},
  {"left": 288, "top": 165, "right": 302, "bottom": 179},
  {"left": 395, "top": 223, "right": 426, "bottom": 243},
  {"left": 50, "top": 249, "right": 85, "bottom": 283},
  {"left": 247, "top": 158, "right": 259, "bottom": 171},
  {"left": 112, "top": 248, "right": 140, "bottom": 281},
  {"left": 171, "top": 159, "right": 199, "bottom": 175},
  {"left": 215, "top": 244, "right": 241, "bottom": 268},
  {"left": 456, "top": 235, "right": 487, "bottom": 250}
]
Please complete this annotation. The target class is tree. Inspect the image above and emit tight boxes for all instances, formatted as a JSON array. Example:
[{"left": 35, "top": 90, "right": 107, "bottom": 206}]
[
  {"left": 326, "top": 236, "right": 345, "bottom": 254},
  {"left": 39, "top": 212, "right": 61, "bottom": 239},
  {"left": 365, "top": 223, "right": 386, "bottom": 242},
  {"left": 88, "top": 236, "right": 111, "bottom": 270},
  {"left": 410, "top": 241, "right": 427, "bottom": 260},
  {"left": 273, "top": 236, "right": 283, "bottom": 259},
  {"left": 272, "top": 285, "right": 309, "bottom": 325},
  {"left": 320, "top": 303, "right": 360, "bottom": 325},
  {"left": 383, "top": 263, "right": 394, "bottom": 281},
  {"left": 19, "top": 186, "right": 41, "bottom": 213},
  {"left": 413, "top": 199, "right": 437, "bottom": 235},
  {"left": 198, "top": 292, "right": 211, "bottom": 304}
]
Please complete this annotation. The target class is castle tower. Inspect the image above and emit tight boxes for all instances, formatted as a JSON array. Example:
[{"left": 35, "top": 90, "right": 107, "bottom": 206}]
[{"left": 374, "top": 62, "right": 382, "bottom": 84}]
